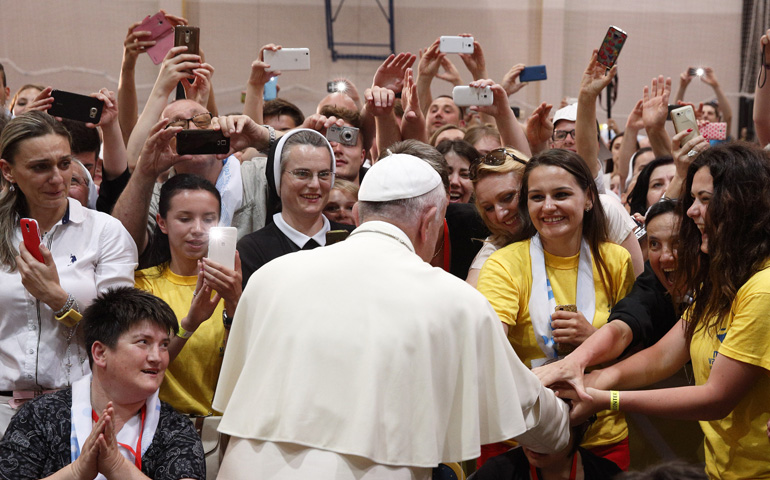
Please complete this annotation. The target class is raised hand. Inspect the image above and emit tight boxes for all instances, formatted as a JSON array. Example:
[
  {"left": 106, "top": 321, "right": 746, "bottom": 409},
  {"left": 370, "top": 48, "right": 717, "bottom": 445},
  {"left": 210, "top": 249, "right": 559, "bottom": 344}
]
[
  {"left": 457, "top": 34, "right": 487, "bottom": 80},
  {"left": 364, "top": 86, "right": 396, "bottom": 117},
  {"left": 501, "top": 63, "right": 528, "bottom": 96},
  {"left": 642, "top": 75, "right": 672, "bottom": 132},
  {"left": 372, "top": 52, "right": 416, "bottom": 92},
  {"left": 417, "top": 39, "right": 444, "bottom": 79},
  {"left": 579, "top": 49, "right": 617, "bottom": 98},
  {"left": 435, "top": 56, "right": 463, "bottom": 86},
  {"left": 526, "top": 102, "right": 554, "bottom": 149}
]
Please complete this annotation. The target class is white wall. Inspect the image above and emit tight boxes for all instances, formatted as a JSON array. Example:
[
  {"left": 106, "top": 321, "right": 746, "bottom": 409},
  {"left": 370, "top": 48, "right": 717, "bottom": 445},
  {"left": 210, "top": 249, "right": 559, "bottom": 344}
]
[{"left": 0, "top": 0, "right": 741, "bottom": 128}]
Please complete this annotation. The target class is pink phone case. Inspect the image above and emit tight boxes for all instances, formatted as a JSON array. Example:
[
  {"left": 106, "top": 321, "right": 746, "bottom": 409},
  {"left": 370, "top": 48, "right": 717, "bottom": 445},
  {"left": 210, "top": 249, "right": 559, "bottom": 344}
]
[
  {"left": 137, "top": 12, "right": 175, "bottom": 65},
  {"left": 699, "top": 122, "right": 727, "bottom": 141}
]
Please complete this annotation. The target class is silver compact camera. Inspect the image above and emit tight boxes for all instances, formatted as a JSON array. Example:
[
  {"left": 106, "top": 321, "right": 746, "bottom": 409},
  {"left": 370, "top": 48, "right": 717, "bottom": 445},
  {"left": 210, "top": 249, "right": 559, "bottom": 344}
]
[{"left": 326, "top": 125, "right": 359, "bottom": 146}]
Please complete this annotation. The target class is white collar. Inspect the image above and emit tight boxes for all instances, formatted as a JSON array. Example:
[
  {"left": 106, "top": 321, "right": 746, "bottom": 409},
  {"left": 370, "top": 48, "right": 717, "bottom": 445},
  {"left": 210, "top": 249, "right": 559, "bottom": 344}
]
[
  {"left": 348, "top": 221, "right": 415, "bottom": 253},
  {"left": 273, "top": 212, "right": 330, "bottom": 248}
]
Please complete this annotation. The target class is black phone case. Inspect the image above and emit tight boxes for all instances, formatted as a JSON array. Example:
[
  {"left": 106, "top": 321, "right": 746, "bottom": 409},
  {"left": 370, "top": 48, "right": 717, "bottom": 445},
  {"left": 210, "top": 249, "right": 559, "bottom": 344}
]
[
  {"left": 48, "top": 90, "right": 104, "bottom": 124},
  {"left": 176, "top": 130, "right": 230, "bottom": 155}
]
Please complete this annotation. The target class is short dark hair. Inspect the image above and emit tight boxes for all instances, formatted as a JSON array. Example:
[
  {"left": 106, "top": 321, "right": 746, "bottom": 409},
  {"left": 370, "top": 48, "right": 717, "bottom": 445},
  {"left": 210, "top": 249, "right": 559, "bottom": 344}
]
[
  {"left": 0, "top": 63, "right": 6, "bottom": 89},
  {"left": 645, "top": 197, "right": 678, "bottom": 225},
  {"left": 62, "top": 118, "right": 101, "bottom": 157},
  {"left": 83, "top": 287, "right": 178, "bottom": 366},
  {"left": 263, "top": 98, "right": 305, "bottom": 128},
  {"left": 627, "top": 156, "right": 674, "bottom": 216},
  {"left": 319, "top": 105, "right": 361, "bottom": 129},
  {"left": 434, "top": 94, "right": 464, "bottom": 119}
]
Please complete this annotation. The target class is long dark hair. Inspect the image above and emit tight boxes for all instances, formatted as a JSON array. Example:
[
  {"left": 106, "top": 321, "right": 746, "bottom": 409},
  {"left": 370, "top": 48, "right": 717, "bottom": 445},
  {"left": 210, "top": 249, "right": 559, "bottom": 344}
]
[
  {"left": 627, "top": 156, "right": 673, "bottom": 216},
  {"left": 675, "top": 143, "right": 770, "bottom": 340},
  {"left": 515, "top": 149, "right": 619, "bottom": 305},
  {"left": 143, "top": 174, "right": 221, "bottom": 272}
]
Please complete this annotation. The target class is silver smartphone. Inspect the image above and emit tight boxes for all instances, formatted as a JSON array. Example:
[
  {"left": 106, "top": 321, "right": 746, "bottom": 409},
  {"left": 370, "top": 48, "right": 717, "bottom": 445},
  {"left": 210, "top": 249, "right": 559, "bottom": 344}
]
[
  {"left": 439, "top": 36, "right": 474, "bottom": 54},
  {"left": 264, "top": 48, "right": 310, "bottom": 72},
  {"left": 207, "top": 226, "right": 237, "bottom": 270},
  {"left": 671, "top": 105, "right": 699, "bottom": 145},
  {"left": 452, "top": 85, "right": 492, "bottom": 107}
]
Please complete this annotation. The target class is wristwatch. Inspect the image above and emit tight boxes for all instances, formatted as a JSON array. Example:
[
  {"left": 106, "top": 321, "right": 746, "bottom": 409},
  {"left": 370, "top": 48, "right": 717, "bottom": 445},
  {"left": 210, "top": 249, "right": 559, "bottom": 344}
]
[{"left": 222, "top": 310, "right": 233, "bottom": 330}]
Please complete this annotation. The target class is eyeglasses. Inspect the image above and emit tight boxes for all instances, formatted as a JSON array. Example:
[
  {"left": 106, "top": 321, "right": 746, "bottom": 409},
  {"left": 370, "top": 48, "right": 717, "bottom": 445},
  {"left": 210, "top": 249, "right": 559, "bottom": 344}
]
[
  {"left": 469, "top": 148, "right": 528, "bottom": 180},
  {"left": 552, "top": 129, "right": 576, "bottom": 142},
  {"left": 284, "top": 168, "right": 334, "bottom": 182},
  {"left": 164, "top": 112, "right": 213, "bottom": 130}
]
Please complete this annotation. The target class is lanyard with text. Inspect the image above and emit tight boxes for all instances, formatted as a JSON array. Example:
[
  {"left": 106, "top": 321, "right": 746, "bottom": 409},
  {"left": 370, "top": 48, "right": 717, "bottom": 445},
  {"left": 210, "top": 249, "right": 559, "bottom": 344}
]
[
  {"left": 92, "top": 405, "right": 147, "bottom": 470},
  {"left": 529, "top": 451, "right": 577, "bottom": 480}
]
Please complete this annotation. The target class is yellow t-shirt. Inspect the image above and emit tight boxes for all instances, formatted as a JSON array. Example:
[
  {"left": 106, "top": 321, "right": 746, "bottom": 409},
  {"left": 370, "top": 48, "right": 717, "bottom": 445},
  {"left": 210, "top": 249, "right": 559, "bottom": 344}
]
[
  {"left": 478, "top": 239, "right": 634, "bottom": 450},
  {"left": 135, "top": 266, "right": 226, "bottom": 415},
  {"left": 689, "top": 263, "right": 770, "bottom": 480}
]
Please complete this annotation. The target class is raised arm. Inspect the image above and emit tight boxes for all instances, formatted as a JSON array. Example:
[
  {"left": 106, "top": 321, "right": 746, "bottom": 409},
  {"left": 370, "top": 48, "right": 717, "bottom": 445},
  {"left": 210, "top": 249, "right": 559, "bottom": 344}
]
[
  {"left": 125, "top": 46, "right": 203, "bottom": 171},
  {"left": 754, "top": 30, "right": 770, "bottom": 146},
  {"left": 673, "top": 66, "right": 694, "bottom": 105},
  {"left": 525, "top": 102, "right": 553, "bottom": 155},
  {"left": 112, "top": 118, "right": 191, "bottom": 253},
  {"left": 642, "top": 76, "right": 673, "bottom": 158},
  {"left": 665, "top": 129, "right": 709, "bottom": 199},
  {"left": 117, "top": 21, "right": 154, "bottom": 146},
  {"left": 90, "top": 89, "right": 128, "bottom": 181},
  {"left": 365, "top": 86, "right": 400, "bottom": 154},
  {"left": 615, "top": 99, "right": 643, "bottom": 188},
  {"left": 576, "top": 50, "right": 616, "bottom": 179},
  {"left": 501, "top": 63, "right": 528, "bottom": 97},
  {"left": 700, "top": 67, "right": 732, "bottom": 137},
  {"left": 469, "top": 79, "right": 531, "bottom": 156},
  {"left": 400, "top": 68, "right": 428, "bottom": 144},
  {"left": 243, "top": 44, "right": 282, "bottom": 125},
  {"left": 416, "top": 39, "right": 443, "bottom": 116}
]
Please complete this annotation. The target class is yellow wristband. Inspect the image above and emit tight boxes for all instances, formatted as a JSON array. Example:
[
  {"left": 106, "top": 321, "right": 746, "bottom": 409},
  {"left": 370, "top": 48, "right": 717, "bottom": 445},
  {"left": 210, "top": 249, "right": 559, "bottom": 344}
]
[
  {"left": 176, "top": 324, "right": 194, "bottom": 339},
  {"left": 610, "top": 390, "right": 620, "bottom": 411},
  {"left": 55, "top": 309, "right": 82, "bottom": 328}
]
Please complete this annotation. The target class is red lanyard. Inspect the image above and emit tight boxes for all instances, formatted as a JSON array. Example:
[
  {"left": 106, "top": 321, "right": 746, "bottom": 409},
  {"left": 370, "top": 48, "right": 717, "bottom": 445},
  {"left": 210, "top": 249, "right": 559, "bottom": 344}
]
[
  {"left": 92, "top": 405, "right": 146, "bottom": 470},
  {"left": 529, "top": 452, "right": 577, "bottom": 480},
  {"left": 442, "top": 219, "right": 451, "bottom": 272}
]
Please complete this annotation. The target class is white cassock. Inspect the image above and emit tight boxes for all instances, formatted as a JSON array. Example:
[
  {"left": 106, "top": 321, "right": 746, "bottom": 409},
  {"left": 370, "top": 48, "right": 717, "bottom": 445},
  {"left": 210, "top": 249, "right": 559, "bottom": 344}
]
[{"left": 213, "top": 221, "right": 570, "bottom": 479}]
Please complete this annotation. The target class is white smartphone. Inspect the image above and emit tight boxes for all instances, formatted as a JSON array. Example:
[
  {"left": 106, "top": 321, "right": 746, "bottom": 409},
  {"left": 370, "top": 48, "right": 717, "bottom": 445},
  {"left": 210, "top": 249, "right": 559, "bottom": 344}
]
[
  {"left": 452, "top": 85, "right": 492, "bottom": 107},
  {"left": 264, "top": 48, "right": 310, "bottom": 72},
  {"left": 440, "top": 36, "right": 474, "bottom": 54},
  {"left": 207, "top": 226, "right": 237, "bottom": 270},
  {"left": 671, "top": 105, "right": 700, "bottom": 145}
]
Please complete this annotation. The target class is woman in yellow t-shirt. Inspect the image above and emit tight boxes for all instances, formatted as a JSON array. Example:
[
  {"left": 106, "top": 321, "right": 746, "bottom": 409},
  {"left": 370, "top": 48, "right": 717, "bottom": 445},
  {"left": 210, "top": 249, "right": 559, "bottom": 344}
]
[
  {"left": 135, "top": 173, "right": 242, "bottom": 416},
  {"left": 477, "top": 149, "right": 634, "bottom": 470},
  {"left": 578, "top": 143, "right": 770, "bottom": 479}
]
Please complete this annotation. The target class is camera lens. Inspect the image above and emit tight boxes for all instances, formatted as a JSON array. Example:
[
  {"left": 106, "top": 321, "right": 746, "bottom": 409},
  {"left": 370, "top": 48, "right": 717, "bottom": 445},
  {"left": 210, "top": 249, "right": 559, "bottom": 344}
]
[{"left": 342, "top": 130, "right": 353, "bottom": 142}]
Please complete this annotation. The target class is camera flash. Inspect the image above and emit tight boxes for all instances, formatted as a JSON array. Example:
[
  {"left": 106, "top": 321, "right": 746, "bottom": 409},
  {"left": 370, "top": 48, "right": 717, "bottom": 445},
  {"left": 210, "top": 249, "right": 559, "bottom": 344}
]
[
  {"left": 336, "top": 82, "right": 347, "bottom": 92},
  {"left": 696, "top": 68, "right": 705, "bottom": 77}
]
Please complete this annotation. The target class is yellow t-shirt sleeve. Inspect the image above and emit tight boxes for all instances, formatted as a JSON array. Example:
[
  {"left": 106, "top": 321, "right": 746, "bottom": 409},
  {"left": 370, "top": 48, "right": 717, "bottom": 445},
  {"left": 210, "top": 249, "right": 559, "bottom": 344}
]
[
  {"left": 478, "top": 250, "right": 522, "bottom": 327},
  {"left": 719, "top": 291, "right": 770, "bottom": 373}
]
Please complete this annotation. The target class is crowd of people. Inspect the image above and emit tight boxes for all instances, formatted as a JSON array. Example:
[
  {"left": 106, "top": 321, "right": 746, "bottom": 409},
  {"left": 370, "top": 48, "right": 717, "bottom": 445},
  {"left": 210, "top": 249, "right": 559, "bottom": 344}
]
[{"left": 0, "top": 11, "right": 768, "bottom": 480}]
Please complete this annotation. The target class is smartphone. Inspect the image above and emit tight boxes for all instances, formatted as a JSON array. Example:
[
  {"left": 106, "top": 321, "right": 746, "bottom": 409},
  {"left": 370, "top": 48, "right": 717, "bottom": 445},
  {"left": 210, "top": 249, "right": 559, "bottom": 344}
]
[
  {"left": 326, "top": 230, "right": 350, "bottom": 245},
  {"left": 137, "top": 11, "right": 175, "bottom": 65},
  {"left": 519, "top": 65, "right": 547, "bottom": 82},
  {"left": 554, "top": 304, "right": 578, "bottom": 356},
  {"left": 48, "top": 90, "right": 104, "bottom": 124},
  {"left": 326, "top": 124, "right": 359, "bottom": 146},
  {"left": 20, "top": 218, "right": 44, "bottom": 263},
  {"left": 176, "top": 130, "right": 230, "bottom": 155},
  {"left": 439, "top": 36, "right": 474, "bottom": 54},
  {"left": 174, "top": 25, "right": 200, "bottom": 56},
  {"left": 264, "top": 48, "right": 310, "bottom": 72},
  {"left": 452, "top": 85, "right": 493, "bottom": 107},
  {"left": 671, "top": 105, "right": 700, "bottom": 144},
  {"left": 264, "top": 77, "right": 278, "bottom": 101},
  {"left": 597, "top": 26, "right": 627, "bottom": 69},
  {"left": 207, "top": 226, "right": 237, "bottom": 270},
  {"left": 699, "top": 122, "right": 727, "bottom": 141}
]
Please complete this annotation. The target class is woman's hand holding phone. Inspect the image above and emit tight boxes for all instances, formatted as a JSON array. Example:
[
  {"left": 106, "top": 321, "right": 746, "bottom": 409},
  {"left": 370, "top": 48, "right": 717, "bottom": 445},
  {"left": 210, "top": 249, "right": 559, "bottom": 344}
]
[{"left": 16, "top": 242, "right": 68, "bottom": 312}]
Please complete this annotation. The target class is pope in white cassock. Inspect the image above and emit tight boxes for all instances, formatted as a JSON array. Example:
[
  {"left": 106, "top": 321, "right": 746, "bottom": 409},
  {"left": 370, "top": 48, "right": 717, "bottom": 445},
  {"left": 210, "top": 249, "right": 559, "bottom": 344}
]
[{"left": 213, "top": 153, "right": 572, "bottom": 479}]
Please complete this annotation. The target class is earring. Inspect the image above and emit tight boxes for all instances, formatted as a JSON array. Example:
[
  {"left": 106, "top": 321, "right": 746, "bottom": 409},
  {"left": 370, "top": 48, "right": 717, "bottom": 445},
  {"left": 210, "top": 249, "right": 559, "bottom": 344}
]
[
  {"left": 584, "top": 205, "right": 591, "bottom": 212},
  {"left": 8, "top": 184, "right": 14, "bottom": 192}
]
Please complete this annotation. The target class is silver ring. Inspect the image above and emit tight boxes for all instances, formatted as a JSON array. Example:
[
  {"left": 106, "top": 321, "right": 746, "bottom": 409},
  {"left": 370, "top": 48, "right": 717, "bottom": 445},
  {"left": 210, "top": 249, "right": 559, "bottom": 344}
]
[
  {"left": 192, "top": 291, "right": 198, "bottom": 297},
  {"left": 687, "top": 149, "right": 698, "bottom": 158}
]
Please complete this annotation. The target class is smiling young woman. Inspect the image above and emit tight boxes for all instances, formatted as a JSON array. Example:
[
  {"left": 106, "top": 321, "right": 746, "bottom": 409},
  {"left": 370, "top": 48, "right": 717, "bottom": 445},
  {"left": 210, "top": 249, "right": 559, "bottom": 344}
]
[{"left": 477, "top": 149, "right": 634, "bottom": 470}]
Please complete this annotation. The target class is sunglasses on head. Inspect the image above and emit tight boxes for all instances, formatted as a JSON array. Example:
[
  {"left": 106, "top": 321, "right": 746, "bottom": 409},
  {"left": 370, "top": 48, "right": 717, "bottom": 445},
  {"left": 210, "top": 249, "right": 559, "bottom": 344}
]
[{"left": 469, "top": 148, "right": 527, "bottom": 180}]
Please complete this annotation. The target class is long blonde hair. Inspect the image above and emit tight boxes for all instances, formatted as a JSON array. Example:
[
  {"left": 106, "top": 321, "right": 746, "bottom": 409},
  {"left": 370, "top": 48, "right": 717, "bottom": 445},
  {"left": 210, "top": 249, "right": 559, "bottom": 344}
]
[{"left": 0, "top": 112, "right": 71, "bottom": 270}]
